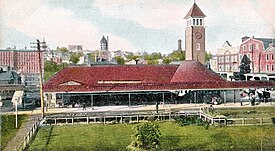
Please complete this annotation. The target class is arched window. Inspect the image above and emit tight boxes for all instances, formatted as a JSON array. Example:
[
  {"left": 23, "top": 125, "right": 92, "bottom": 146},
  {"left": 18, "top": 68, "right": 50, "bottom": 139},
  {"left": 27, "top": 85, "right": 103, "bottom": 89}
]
[{"left": 196, "top": 43, "right": 200, "bottom": 50}]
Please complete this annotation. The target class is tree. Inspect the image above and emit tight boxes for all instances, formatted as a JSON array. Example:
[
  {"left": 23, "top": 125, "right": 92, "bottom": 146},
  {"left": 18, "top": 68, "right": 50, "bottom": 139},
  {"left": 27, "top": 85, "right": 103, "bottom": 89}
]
[
  {"left": 126, "top": 54, "right": 140, "bottom": 61},
  {"left": 114, "top": 56, "right": 125, "bottom": 65},
  {"left": 57, "top": 47, "right": 69, "bottom": 53},
  {"left": 163, "top": 57, "right": 171, "bottom": 64},
  {"left": 44, "top": 60, "right": 68, "bottom": 81},
  {"left": 87, "top": 50, "right": 100, "bottom": 62},
  {"left": 128, "top": 122, "right": 161, "bottom": 150},
  {"left": 205, "top": 52, "right": 212, "bottom": 62},
  {"left": 44, "top": 60, "right": 58, "bottom": 72},
  {"left": 147, "top": 59, "right": 159, "bottom": 65},
  {"left": 70, "top": 52, "right": 83, "bottom": 64},
  {"left": 168, "top": 50, "right": 185, "bottom": 61},
  {"left": 239, "top": 54, "right": 251, "bottom": 74}
]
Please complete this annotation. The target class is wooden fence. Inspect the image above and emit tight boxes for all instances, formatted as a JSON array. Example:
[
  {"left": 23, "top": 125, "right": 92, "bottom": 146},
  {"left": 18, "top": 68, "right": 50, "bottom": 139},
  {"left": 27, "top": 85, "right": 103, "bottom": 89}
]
[
  {"left": 16, "top": 121, "right": 40, "bottom": 151},
  {"left": 41, "top": 109, "right": 274, "bottom": 126}
]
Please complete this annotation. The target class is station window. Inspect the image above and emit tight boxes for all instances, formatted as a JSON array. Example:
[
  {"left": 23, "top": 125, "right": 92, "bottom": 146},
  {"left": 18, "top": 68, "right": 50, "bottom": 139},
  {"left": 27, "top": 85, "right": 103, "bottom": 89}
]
[
  {"left": 256, "top": 44, "right": 259, "bottom": 50},
  {"left": 267, "top": 65, "right": 269, "bottom": 71}
]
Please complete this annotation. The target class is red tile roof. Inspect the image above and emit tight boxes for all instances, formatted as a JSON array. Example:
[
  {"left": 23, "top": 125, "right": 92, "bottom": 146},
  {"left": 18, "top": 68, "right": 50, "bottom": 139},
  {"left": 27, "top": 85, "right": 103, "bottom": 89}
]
[
  {"left": 170, "top": 60, "right": 224, "bottom": 83},
  {"left": 44, "top": 65, "right": 178, "bottom": 92},
  {"left": 184, "top": 3, "right": 206, "bottom": 19},
  {"left": 43, "top": 61, "right": 275, "bottom": 93}
]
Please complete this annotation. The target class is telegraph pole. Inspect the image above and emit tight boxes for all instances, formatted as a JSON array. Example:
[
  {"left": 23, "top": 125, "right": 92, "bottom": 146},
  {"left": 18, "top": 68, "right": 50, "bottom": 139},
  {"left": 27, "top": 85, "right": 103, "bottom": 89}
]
[{"left": 31, "top": 39, "right": 46, "bottom": 118}]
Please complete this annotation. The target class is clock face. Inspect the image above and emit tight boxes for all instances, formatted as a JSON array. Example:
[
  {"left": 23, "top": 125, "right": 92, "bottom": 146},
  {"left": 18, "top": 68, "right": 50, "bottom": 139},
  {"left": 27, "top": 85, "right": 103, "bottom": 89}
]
[{"left": 195, "top": 32, "right": 202, "bottom": 39}]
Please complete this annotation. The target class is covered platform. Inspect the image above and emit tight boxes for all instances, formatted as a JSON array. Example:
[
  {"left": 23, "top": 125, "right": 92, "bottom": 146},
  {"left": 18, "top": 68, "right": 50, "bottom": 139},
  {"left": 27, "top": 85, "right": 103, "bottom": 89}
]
[{"left": 43, "top": 60, "right": 275, "bottom": 108}]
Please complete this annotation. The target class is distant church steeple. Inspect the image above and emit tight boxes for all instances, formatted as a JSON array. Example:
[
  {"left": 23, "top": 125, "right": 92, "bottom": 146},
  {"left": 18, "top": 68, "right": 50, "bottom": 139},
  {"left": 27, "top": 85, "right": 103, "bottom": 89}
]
[
  {"left": 98, "top": 35, "right": 110, "bottom": 62},
  {"left": 100, "top": 36, "right": 108, "bottom": 51}
]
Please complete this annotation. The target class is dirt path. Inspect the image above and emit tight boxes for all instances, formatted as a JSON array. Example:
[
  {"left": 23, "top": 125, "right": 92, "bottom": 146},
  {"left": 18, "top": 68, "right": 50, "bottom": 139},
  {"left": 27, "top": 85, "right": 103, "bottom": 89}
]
[{"left": 3, "top": 115, "right": 41, "bottom": 151}]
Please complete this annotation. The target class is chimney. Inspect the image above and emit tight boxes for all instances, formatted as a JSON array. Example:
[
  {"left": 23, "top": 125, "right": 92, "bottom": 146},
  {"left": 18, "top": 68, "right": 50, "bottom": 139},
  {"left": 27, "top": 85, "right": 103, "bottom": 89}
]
[
  {"left": 241, "top": 36, "right": 250, "bottom": 42},
  {"left": 107, "top": 36, "right": 109, "bottom": 42},
  {"left": 178, "top": 39, "right": 182, "bottom": 51}
]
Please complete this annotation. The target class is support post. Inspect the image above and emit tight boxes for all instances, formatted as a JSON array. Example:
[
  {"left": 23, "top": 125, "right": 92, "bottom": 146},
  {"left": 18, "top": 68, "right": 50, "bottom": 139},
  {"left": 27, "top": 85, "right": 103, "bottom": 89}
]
[
  {"left": 233, "top": 90, "right": 236, "bottom": 103},
  {"left": 15, "top": 98, "right": 18, "bottom": 128},
  {"left": 91, "top": 94, "right": 94, "bottom": 109},
  {"left": 128, "top": 93, "right": 131, "bottom": 108},
  {"left": 162, "top": 92, "right": 165, "bottom": 105},
  {"left": 224, "top": 90, "right": 226, "bottom": 106},
  {"left": 194, "top": 91, "right": 197, "bottom": 107},
  {"left": 260, "top": 117, "right": 263, "bottom": 125},
  {"left": 137, "top": 114, "right": 139, "bottom": 123}
]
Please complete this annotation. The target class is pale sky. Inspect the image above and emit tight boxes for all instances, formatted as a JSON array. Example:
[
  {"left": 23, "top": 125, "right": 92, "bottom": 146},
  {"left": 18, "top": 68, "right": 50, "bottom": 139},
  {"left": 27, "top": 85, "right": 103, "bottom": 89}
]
[{"left": 0, "top": 0, "right": 275, "bottom": 54}]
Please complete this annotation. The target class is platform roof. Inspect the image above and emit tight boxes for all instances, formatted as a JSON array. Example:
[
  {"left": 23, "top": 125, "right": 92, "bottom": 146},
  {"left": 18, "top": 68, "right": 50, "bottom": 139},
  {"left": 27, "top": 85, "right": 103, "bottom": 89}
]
[{"left": 43, "top": 60, "right": 275, "bottom": 93}]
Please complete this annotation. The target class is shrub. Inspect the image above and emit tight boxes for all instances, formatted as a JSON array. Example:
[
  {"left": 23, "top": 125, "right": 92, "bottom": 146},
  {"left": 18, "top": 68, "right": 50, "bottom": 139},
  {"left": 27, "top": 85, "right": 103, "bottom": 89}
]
[
  {"left": 147, "top": 116, "right": 157, "bottom": 122},
  {"left": 272, "top": 117, "right": 275, "bottom": 125},
  {"left": 175, "top": 116, "right": 204, "bottom": 126},
  {"left": 123, "top": 117, "right": 130, "bottom": 123},
  {"left": 128, "top": 122, "right": 161, "bottom": 150}
]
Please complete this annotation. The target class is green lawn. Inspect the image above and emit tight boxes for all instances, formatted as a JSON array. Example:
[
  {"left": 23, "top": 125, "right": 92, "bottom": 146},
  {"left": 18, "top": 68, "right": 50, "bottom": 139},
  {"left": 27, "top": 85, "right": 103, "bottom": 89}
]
[
  {"left": 28, "top": 122, "right": 275, "bottom": 151},
  {"left": 1, "top": 114, "right": 28, "bottom": 150},
  {"left": 212, "top": 106, "right": 275, "bottom": 118}
]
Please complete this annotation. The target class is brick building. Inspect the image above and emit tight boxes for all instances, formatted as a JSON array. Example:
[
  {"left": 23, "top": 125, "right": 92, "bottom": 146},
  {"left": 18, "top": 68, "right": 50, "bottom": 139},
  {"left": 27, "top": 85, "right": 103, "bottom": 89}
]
[
  {"left": 216, "top": 37, "right": 275, "bottom": 74},
  {"left": 0, "top": 49, "right": 44, "bottom": 86},
  {"left": 184, "top": 2, "right": 206, "bottom": 64},
  {"left": 239, "top": 36, "right": 275, "bottom": 73}
]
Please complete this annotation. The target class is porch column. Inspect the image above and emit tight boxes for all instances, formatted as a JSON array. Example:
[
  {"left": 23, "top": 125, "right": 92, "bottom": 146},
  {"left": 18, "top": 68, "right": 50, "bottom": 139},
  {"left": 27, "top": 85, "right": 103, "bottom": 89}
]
[
  {"left": 194, "top": 91, "right": 197, "bottom": 107},
  {"left": 128, "top": 93, "right": 131, "bottom": 108},
  {"left": 224, "top": 90, "right": 226, "bottom": 105},
  {"left": 162, "top": 92, "right": 165, "bottom": 105},
  {"left": 90, "top": 94, "right": 93, "bottom": 108},
  {"left": 233, "top": 90, "right": 236, "bottom": 103}
]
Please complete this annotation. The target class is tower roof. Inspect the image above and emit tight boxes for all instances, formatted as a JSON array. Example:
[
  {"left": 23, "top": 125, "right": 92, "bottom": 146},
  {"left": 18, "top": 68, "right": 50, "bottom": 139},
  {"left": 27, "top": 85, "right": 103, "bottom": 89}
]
[
  {"left": 100, "top": 36, "right": 108, "bottom": 43},
  {"left": 184, "top": 3, "right": 206, "bottom": 19}
]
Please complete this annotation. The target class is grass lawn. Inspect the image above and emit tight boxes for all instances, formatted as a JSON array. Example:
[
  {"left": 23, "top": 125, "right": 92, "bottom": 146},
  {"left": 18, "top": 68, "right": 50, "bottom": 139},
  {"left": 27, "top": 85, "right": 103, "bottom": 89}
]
[
  {"left": 28, "top": 122, "right": 275, "bottom": 151},
  {"left": 212, "top": 106, "right": 275, "bottom": 118},
  {"left": 1, "top": 114, "right": 28, "bottom": 150}
]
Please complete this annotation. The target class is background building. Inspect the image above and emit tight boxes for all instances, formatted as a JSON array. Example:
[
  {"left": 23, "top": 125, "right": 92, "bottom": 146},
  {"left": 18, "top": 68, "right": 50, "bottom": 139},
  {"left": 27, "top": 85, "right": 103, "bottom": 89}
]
[
  {"left": 0, "top": 49, "right": 44, "bottom": 86},
  {"left": 215, "top": 36, "right": 275, "bottom": 74},
  {"left": 217, "top": 41, "right": 239, "bottom": 72},
  {"left": 239, "top": 36, "right": 275, "bottom": 73},
  {"left": 68, "top": 45, "right": 83, "bottom": 52}
]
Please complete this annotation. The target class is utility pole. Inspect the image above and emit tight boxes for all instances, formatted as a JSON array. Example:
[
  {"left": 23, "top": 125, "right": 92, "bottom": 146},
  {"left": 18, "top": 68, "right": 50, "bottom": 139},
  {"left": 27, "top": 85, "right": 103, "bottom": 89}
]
[
  {"left": 251, "top": 44, "right": 254, "bottom": 73},
  {"left": 31, "top": 39, "right": 47, "bottom": 118}
]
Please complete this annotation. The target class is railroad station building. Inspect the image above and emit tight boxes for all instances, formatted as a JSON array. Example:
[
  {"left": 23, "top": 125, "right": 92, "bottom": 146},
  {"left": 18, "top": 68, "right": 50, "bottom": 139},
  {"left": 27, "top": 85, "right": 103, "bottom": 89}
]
[{"left": 43, "top": 60, "right": 275, "bottom": 108}]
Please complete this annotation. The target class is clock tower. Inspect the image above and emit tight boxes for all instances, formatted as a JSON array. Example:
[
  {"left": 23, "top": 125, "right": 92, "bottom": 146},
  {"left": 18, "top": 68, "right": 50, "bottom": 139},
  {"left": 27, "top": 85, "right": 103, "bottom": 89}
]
[{"left": 184, "top": 2, "right": 206, "bottom": 64}]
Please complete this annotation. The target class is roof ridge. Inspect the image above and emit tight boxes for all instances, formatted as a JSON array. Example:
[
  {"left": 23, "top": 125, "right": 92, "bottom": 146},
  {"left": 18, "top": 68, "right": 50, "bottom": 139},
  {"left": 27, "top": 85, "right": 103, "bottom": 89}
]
[{"left": 184, "top": 2, "right": 206, "bottom": 19}]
